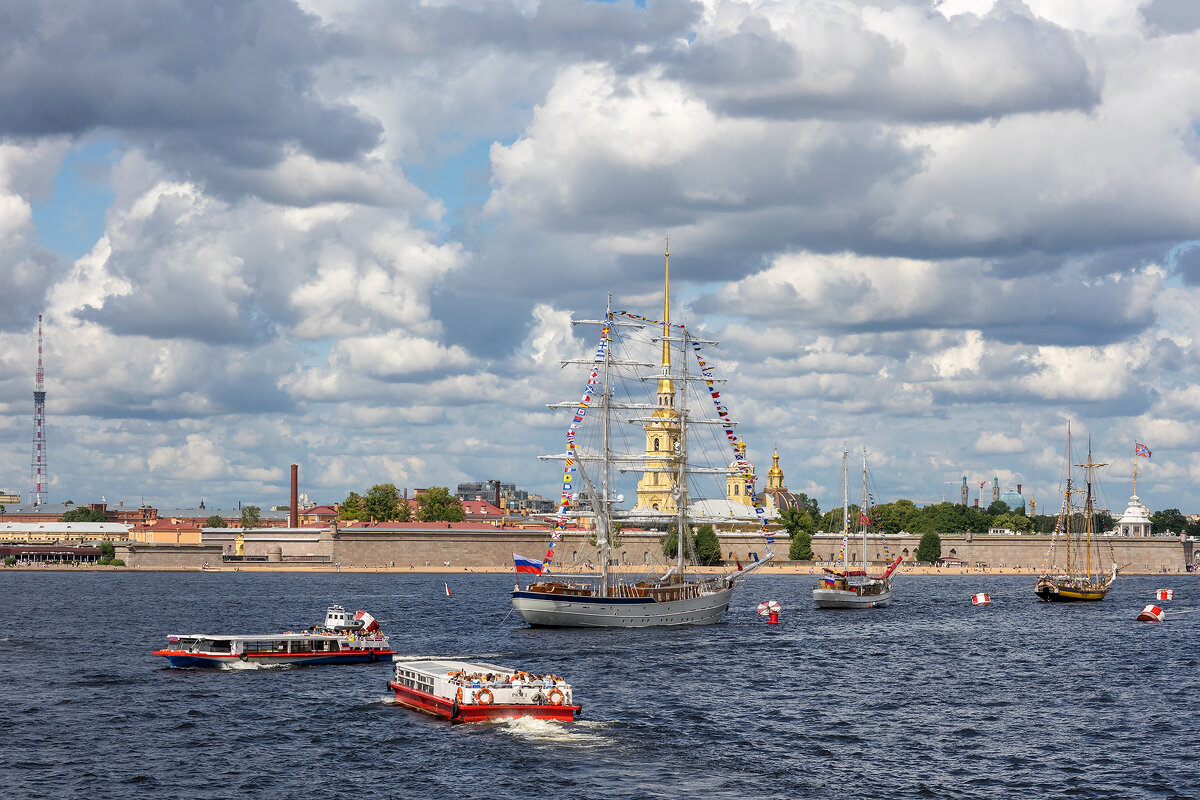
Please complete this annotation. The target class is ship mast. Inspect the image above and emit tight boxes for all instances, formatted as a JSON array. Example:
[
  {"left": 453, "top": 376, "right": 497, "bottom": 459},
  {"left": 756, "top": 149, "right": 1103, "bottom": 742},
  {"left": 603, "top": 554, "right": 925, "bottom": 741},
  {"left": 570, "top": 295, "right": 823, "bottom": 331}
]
[
  {"left": 598, "top": 295, "right": 614, "bottom": 597},
  {"left": 841, "top": 446, "right": 849, "bottom": 573},
  {"left": 675, "top": 325, "right": 689, "bottom": 580},
  {"left": 1063, "top": 424, "right": 1073, "bottom": 576},
  {"left": 860, "top": 448, "right": 869, "bottom": 572},
  {"left": 1077, "top": 442, "right": 1107, "bottom": 584}
]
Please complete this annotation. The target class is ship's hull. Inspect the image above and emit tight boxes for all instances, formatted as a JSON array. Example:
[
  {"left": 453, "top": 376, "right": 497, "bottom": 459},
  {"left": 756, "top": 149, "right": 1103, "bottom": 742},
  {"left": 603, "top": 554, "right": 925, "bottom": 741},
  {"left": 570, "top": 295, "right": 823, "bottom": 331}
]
[
  {"left": 155, "top": 649, "right": 394, "bottom": 668},
  {"left": 511, "top": 584, "right": 734, "bottom": 627},
  {"left": 388, "top": 681, "right": 579, "bottom": 724},
  {"left": 813, "top": 584, "right": 892, "bottom": 609},
  {"left": 1034, "top": 577, "right": 1110, "bottom": 602}
]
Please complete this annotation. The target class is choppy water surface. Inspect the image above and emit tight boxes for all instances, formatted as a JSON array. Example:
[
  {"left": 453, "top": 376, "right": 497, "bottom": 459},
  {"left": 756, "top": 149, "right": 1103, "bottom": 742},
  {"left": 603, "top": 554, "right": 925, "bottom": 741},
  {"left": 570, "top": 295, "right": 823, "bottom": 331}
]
[{"left": 0, "top": 572, "right": 1196, "bottom": 799}]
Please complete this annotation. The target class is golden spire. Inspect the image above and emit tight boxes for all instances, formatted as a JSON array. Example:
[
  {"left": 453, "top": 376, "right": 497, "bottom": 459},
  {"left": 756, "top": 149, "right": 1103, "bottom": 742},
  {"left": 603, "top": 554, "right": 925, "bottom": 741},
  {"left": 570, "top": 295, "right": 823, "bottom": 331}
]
[
  {"left": 661, "top": 235, "right": 670, "bottom": 368},
  {"left": 768, "top": 445, "right": 784, "bottom": 489}
]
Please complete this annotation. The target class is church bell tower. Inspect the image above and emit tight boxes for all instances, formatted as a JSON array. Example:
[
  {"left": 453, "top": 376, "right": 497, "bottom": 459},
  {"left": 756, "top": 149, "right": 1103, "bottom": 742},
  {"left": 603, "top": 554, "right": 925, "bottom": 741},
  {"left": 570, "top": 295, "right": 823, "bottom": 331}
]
[{"left": 635, "top": 239, "right": 680, "bottom": 511}]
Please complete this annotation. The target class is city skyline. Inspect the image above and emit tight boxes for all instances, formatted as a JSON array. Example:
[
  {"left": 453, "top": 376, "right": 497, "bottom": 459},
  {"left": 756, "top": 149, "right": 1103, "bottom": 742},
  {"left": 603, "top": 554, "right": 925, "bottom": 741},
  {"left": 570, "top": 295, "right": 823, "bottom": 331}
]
[{"left": 2, "top": 1, "right": 1200, "bottom": 514}]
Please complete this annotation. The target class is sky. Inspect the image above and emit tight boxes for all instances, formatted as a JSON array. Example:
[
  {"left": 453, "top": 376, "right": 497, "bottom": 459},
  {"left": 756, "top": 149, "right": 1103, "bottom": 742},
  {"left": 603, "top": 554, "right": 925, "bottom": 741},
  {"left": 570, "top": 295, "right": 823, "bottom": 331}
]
[{"left": 3, "top": 0, "right": 1200, "bottom": 516}]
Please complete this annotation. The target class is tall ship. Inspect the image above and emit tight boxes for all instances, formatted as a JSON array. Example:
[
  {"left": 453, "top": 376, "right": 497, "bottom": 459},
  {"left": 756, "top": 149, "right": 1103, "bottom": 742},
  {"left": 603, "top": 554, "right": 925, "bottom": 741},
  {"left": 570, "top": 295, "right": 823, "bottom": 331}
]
[
  {"left": 153, "top": 605, "right": 395, "bottom": 667},
  {"left": 812, "top": 447, "right": 902, "bottom": 609},
  {"left": 511, "top": 242, "right": 772, "bottom": 627},
  {"left": 1034, "top": 425, "right": 1118, "bottom": 602}
]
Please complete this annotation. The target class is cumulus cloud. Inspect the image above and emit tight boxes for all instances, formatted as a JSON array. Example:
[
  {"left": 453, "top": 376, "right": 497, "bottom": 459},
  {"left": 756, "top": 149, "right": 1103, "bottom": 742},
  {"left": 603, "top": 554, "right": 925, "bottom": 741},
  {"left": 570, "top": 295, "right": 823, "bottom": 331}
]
[
  {"left": 670, "top": 0, "right": 1100, "bottom": 122},
  {"left": 5, "top": 0, "right": 1200, "bottom": 514}
]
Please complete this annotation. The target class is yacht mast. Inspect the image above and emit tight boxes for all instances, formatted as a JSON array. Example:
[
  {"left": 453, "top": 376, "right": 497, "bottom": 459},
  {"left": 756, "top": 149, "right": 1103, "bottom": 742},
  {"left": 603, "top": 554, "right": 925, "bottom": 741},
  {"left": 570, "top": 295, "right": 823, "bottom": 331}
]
[
  {"left": 860, "top": 448, "right": 869, "bottom": 572},
  {"left": 1063, "top": 424, "right": 1073, "bottom": 576},
  {"left": 841, "top": 446, "right": 849, "bottom": 573},
  {"left": 1078, "top": 442, "right": 1107, "bottom": 584}
]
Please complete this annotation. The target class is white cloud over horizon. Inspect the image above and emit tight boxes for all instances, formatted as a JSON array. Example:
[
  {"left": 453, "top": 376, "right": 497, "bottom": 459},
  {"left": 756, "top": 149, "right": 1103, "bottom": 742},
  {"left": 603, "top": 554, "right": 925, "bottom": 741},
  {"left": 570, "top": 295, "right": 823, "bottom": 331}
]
[{"left": 2, "top": 0, "right": 1200, "bottom": 518}]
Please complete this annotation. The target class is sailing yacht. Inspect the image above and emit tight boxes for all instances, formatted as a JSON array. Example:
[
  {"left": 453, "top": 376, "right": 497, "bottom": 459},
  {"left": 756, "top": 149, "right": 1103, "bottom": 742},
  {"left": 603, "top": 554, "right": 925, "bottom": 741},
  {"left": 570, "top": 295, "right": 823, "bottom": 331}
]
[
  {"left": 1034, "top": 425, "right": 1118, "bottom": 602},
  {"left": 812, "top": 447, "right": 902, "bottom": 609},
  {"left": 511, "top": 243, "right": 773, "bottom": 628}
]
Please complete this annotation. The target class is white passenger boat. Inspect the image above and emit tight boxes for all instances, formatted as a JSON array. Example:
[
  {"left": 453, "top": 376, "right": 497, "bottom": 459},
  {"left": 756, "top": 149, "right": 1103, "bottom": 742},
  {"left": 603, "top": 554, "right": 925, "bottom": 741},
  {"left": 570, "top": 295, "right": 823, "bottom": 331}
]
[
  {"left": 388, "top": 658, "right": 580, "bottom": 723},
  {"left": 153, "top": 605, "right": 395, "bottom": 667}
]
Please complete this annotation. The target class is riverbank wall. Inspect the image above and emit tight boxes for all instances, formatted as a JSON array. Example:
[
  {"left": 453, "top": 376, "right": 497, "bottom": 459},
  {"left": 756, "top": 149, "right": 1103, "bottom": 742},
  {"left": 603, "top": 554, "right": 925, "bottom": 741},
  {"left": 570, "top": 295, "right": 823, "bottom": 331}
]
[{"left": 88, "top": 525, "right": 1196, "bottom": 574}]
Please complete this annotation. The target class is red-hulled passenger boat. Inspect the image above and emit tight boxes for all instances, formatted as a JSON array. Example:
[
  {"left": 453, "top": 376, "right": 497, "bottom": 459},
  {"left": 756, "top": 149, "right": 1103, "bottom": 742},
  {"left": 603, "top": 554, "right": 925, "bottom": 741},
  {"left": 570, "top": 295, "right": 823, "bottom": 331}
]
[{"left": 388, "top": 659, "right": 580, "bottom": 723}]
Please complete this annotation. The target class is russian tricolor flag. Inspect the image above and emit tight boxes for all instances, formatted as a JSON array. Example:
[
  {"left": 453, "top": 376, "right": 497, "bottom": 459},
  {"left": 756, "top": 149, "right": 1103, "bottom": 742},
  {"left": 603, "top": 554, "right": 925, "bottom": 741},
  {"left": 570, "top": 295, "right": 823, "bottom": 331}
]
[{"left": 514, "top": 553, "right": 544, "bottom": 574}]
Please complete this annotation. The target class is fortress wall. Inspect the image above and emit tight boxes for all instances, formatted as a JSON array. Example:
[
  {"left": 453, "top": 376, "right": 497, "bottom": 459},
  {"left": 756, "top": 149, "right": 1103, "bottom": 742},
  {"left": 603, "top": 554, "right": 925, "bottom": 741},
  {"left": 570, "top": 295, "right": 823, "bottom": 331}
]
[
  {"left": 116, "top": 542, "right": 223, "bottom": 568},
  {"left": 330, "top": 528, "right": 780, "bottom": 568},
  {"left": 811, "top": 533, "right": 1190, "bottom": 573}
]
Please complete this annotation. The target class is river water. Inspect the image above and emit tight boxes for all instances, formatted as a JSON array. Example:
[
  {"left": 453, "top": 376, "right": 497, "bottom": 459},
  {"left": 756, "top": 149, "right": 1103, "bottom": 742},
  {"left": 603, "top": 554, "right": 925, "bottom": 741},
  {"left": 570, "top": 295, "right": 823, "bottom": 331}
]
[{"left": 0, "top": 571, "right": 1196, "bottom": 800}]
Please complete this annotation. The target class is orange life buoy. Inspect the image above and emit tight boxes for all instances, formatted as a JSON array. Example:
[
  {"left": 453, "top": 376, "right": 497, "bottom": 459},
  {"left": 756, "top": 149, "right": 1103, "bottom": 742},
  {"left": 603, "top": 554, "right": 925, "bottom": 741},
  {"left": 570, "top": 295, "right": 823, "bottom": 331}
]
[
  {"left": 475, "top": 688, "right": 494, "bottom": 705},
  {"left": 455, "top": 687, "right": 463, "bottom": 702},
  {"left": 547, "top": 688, "right": 565, "bottom": 706}
]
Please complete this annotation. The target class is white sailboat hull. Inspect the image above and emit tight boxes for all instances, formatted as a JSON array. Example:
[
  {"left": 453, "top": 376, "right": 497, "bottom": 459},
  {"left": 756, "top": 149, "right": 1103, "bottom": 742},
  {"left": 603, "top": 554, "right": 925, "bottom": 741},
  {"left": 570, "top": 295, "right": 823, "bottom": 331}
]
[
  {"left": 813, "top": 583, "right": 892, "bottom": 609},
  {"left": 511, "top": 585, "right": 735, "bottom": 627}
]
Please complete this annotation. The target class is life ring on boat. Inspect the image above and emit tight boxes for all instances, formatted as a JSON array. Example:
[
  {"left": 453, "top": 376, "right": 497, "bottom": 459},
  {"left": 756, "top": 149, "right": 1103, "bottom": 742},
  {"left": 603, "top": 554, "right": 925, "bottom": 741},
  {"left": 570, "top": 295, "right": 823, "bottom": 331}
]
[
  {"left": 475, "top": 688, "right": 494, "bottom": 705},
  {"left": 547, "top": 688, "right": 565, "bottom": 706},
  {"left": 238, "top": 653, "right": 248, "bottom": 662}
]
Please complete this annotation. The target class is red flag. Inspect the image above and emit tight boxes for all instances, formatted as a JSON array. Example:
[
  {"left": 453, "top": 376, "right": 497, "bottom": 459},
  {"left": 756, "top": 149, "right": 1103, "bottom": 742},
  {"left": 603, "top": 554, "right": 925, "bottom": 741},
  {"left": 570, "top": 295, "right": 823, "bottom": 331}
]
[{"left": 859, "top": 513, "right": 872, "bottom": 526}]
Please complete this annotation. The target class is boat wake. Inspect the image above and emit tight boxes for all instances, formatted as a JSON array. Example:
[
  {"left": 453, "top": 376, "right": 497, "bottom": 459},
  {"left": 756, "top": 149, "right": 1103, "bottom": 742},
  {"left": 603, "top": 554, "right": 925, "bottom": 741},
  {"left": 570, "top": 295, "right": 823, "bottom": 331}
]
[
  {"left": 498, "top": 717, "right": 608, "bottom": 747},
  {"left": 220, "top": 660, "right": 293, "bottom": 671}
]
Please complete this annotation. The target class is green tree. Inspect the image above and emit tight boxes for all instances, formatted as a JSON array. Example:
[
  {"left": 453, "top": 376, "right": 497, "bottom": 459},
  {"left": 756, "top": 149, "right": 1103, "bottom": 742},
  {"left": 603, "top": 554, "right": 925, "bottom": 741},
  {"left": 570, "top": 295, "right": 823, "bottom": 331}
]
[
  {"left": 916, "top": 531, "right": 942, "bottom": 563},
  {"left": 588, "top": 522, "right": 623, "bottom": 549},
  {"left": 789, "top": 492, "right": 821, "bottom": 521},
  {"left": 818, "top": 505, "right": 860, "bottom": 533},
  {"left": 873, "top": 499, "right": 917, "bottom": 535},
  {"left": 0, "top": 504, "right": 5, "bottom": 515},
  {"left": 364, "top": 484, "right": 402, "bottom": 522},
  {"left": 204, "top": 515, "right": 227, "bottom": 528},
  {"left": 778, "top": 507, "right": 814, "bottom": 538},
  {"left": 1151, "top": 508, "right": 1187, "bottom": 535},
  {"left": 694, "top": 524, "right": 722, "bottom": 566},
  {"left": 417, "top": 486, "right": 464, "bottom": 523},
  {"left": 339, "top": 491, "right": 365, "bottom": 520},
  {"left": 991, "top": 512, "right": 1034, "bottom": 534},
  {"left": 661, "top": 528, "right": 696, "bottom": 559},
  {"left": 986, "top": 500, "right": 1009, "bottom": 516},
  {"left": 61, "top": 507, "right": 107, "bottom": 522},
  {"left": 240, "top": 505, "right": 262, "bottom": 529},
  {"left": 788, "top": 531, "right": 814, "bottom": 561},
  {"left": 98, "top": 540, "right": 116, "bottom": 560}
]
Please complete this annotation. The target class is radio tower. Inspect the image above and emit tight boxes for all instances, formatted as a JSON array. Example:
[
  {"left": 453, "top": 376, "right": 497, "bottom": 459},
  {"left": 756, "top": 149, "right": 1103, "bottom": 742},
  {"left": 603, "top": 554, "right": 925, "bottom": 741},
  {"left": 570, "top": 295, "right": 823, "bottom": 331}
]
[{"left": 31, "top": 313, "right": 48, "bottom": 508}]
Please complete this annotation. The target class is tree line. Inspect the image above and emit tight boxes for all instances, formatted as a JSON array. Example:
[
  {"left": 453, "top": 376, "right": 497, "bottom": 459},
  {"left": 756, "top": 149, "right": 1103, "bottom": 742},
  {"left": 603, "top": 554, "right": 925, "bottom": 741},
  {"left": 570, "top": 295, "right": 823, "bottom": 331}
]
[
  {"left": 776, "top": 495, "right": 1199, "bottom": 562},
  {"left": 338, "top": 484, "right": 465, "bottom": 523}
]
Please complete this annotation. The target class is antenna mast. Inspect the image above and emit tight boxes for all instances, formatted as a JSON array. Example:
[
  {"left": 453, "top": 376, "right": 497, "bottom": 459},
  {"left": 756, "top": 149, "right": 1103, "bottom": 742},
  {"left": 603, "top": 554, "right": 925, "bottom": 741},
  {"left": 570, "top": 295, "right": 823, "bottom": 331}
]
[{"left": 31, "top": 313, "right": 48, "bottom": 507}]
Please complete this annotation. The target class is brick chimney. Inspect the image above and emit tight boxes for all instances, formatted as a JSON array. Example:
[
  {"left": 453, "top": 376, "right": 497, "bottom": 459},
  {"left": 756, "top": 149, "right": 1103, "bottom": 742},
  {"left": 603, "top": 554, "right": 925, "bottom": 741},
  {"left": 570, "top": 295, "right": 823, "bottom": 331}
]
[{"left": 290, "top": 464, "right": 299, "bottom": 528}]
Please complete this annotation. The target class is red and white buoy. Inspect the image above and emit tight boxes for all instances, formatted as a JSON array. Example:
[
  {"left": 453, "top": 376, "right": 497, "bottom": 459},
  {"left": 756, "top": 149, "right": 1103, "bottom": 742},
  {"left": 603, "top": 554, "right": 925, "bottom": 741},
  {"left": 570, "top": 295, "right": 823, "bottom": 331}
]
[
  {"left": 1137, "top": 604, "right": 1165, "bottom": 623},
  {"left": 1156, "top": 589, "right": 1173, "bottom": 601},
  {"left": 971, "top": 592, "right": 992, "bottom": 606},
  {"left": 352, "top": 610, "right": 380, "bottom": 632},
  {"left": 756, "top": 600, "right": 782, "bottom": 624}
]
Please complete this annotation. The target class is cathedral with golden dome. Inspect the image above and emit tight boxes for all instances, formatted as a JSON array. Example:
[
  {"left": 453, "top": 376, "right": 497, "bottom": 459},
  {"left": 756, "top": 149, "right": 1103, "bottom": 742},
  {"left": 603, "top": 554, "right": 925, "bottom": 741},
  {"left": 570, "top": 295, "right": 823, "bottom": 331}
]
[
  {"left": 633, "top": 242, "right": 681, "bottom": 513},
  {"left": 632, "top": 242, "right": 801, "bottom": 524}
]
